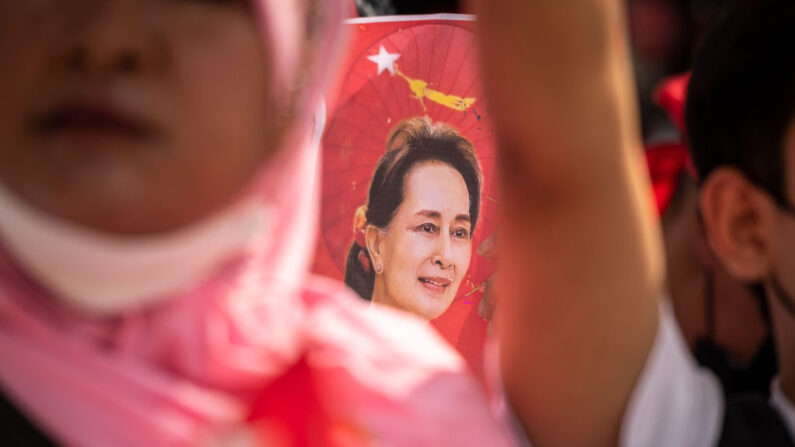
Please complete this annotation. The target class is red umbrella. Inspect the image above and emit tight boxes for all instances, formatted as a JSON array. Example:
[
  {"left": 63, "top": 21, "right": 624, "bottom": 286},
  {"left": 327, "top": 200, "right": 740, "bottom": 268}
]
[{"left": 314, "top": 16, "right": 497, "bottom": 381}]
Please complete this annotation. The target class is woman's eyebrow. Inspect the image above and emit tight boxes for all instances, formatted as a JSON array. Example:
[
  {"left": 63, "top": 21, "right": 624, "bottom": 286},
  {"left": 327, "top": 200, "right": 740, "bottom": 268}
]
[
  {"left": 414, "top": 210, "right": 441, "bottom": 219},
  {"left": 413, "top": 210, "right": 471, "bottom": 223}
]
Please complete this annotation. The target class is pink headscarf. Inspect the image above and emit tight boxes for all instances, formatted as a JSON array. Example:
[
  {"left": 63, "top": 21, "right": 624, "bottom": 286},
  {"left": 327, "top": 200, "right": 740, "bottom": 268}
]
[{"left": 0, "top": 1, "right": 514, "bottom": 446}]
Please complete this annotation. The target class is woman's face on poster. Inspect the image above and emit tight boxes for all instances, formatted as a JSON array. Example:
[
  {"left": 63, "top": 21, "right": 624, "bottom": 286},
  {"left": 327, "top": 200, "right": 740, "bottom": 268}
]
[
  {"left": 0, "top": 0, "right": 284, "bottom": 234},
  {"left": 373, "top": 162, "right": 473, "bottom": 320}
]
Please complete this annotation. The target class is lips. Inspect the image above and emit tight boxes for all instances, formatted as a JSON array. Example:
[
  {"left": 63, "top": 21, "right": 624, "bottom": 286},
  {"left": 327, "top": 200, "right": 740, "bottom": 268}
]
[
  {"left": 33, "top": 102, "right": 157, "bottom": 140},
  {"left": 418, "top": 276, "right": 453, "bottom": 293}
]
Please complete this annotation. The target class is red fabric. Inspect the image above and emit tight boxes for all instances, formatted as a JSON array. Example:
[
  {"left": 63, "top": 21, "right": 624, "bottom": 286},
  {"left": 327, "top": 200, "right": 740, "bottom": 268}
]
[
  {"left": 646, "top": 142, "right": 690, "bottom": 216},
  {"left": 653, "top": 72, "right": 690, "bottom": 132},
  {"left": 247, "top": 357, "right": 330, "bottom": 447},
  {"left": 646, "top": 72, "right": 694, "bottom": 216}
]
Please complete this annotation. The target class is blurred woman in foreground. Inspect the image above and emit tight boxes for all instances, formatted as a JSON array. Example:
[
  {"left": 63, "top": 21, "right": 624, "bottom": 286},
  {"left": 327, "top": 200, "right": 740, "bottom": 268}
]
[{"left": 0, "top": 1, "right": 512, "bottom": 445}]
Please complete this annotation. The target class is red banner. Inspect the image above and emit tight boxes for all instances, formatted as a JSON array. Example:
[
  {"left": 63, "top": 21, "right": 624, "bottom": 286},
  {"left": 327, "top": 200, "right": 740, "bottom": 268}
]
[{"left": 313, "top": 15, "right": 497, "bottom": 382}]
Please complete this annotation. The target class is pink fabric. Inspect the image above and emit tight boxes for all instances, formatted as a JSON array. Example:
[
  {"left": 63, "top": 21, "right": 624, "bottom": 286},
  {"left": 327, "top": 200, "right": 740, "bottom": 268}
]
[{"left": 0, "top": 1, "right": 514, "bottom": 446}]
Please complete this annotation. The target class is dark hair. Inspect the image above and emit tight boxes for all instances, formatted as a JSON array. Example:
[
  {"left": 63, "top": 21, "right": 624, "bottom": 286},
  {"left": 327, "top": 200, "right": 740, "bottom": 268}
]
[
  {"left": 685, "top": 0, "right": 795, "bottom": 206},
  {"left": 355, "top": 0, "right": 460, "bottom": 16},
  {"left": 344, "top": 117, "right": 483, "bottom": 300}
]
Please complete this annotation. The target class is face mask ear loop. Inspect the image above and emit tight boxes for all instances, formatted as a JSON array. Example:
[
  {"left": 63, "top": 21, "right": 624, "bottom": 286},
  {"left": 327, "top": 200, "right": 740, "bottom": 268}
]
[
  {"left": 704, "top": 268, "right": 717, "bottom": 341},
  {"left": 694, "top": 208, "right": 718, "bottom": 341},
  {"left": 696, "top": 204, "right": 774, "bottom": 337},
  {"left": 768, "top": 273, "right": 795, "bottom": 319},
  {"left": 766, "top": 194, "right": 795, "bottom": 319},
  {"left": 748, "top": 282, "right": 772, "bottom": 328}
]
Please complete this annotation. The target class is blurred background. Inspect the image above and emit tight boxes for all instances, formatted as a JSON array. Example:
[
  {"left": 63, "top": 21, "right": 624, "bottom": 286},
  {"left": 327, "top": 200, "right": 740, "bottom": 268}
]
[{"left": 354, "top": 0, "right": 727, "bottom": 144}]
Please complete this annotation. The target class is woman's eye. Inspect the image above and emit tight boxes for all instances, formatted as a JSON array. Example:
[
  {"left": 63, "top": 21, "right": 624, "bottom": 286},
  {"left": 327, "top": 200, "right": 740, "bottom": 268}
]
[
  {"left": 417, "top": 223, "right": 438, "bottom": 234},
  {"left": 452, "top": 228, "right": 469, "bottom": 239}
]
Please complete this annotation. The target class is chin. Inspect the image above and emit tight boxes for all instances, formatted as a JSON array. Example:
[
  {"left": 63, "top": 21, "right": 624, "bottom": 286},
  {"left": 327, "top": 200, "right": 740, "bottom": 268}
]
[{"left": 417, "top": 300, "right": 454, "bottom": 321}]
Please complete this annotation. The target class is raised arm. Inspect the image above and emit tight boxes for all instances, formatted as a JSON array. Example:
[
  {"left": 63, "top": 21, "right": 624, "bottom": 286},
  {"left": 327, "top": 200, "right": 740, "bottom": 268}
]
[{"left": 472, "top": 1, "right": 665, "bottom": 445}]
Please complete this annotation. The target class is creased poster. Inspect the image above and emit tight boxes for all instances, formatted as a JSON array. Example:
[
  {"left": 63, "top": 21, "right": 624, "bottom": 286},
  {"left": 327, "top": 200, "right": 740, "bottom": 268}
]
[{"left": 313, "top": 15, "right": 497, "bottom": 381}]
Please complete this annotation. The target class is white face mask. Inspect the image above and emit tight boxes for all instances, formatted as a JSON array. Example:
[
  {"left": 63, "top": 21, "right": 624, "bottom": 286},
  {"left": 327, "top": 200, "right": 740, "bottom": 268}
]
[{"left": 0, "top": 183, "right": 273, "bottom": 317}]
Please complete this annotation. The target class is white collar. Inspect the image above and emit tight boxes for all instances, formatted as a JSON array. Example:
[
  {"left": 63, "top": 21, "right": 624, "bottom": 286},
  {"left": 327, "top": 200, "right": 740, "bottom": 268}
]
[{"left": 770, "top": 377, "right": 795, "bottom": 439}]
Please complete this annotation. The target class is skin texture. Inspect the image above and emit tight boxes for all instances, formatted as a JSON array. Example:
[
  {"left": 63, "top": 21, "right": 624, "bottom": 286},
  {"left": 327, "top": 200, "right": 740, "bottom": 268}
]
[
  {"left": 473, "top": 0, "right": 662, "bottom": 445},
  {"left": 0, "top": 0, "right": 282, "bottom": 234},
  {"left": 366, "top": 163, "right": 473, "bottom": 320}
]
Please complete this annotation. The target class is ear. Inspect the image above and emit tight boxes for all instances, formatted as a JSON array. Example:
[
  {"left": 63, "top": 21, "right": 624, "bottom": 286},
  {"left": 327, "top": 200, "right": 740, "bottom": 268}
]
[
  {"left": 365, "top": 225, "right": 385, "bottom": 273},
  {"left": 698, "top": 167, "right": 776, "bottom": 282}
]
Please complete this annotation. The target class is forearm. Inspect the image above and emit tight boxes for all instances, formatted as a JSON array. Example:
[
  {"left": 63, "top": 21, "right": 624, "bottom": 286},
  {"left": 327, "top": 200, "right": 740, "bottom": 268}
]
[
  {"left": 472, "top": 0, "right": 664, "bottom": 445},
  {"left": 497, "top": 183, "right": 662, "bottom": 447}
]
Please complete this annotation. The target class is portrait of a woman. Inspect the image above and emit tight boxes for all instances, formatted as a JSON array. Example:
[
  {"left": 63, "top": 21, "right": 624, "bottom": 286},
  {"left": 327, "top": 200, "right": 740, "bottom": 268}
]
[{"left": 345, "top": 117, "right": 482, "bottom": 320}]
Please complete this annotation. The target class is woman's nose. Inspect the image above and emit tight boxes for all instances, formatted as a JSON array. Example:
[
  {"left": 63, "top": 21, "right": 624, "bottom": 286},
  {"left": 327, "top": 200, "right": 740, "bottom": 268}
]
[
  {"left": 53, "top": 0, "right": 161, "bottom": 78},
  {"left": 432, "top": 234, "right": 454, "bottom": 269}
]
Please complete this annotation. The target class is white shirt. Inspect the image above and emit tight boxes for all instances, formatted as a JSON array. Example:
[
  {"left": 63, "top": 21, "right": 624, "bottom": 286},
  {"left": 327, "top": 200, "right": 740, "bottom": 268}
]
[
  {"left": 621, "top": 303, "right": 795, "bottom": 446},
  {"left": 772, "top": 379, "right": 795, "bottom": 440}
]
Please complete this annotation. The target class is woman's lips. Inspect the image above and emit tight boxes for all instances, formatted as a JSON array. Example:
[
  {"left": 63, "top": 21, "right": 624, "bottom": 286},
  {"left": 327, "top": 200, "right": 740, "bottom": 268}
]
[
  {"left": 418, "top": 276, "right": 453, "bottom": 294},
  {"left": 32, "top": 102, "right": 158, "bottom": 141}
]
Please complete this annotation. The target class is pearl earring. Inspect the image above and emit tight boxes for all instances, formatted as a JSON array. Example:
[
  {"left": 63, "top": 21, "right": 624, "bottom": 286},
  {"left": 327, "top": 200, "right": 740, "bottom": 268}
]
[{"left": 375, "top": 264, "right": 383, "bottom": 274}]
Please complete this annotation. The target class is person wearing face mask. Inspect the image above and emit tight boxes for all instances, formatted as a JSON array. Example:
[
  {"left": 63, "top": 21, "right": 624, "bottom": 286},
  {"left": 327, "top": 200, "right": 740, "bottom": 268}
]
[
  {"left": 647, "top": 75, "right": 777, "bottom": 397},
  {"left": 659, "top": 170, "right": 777, "bottom": 397},
  {"left": 345, "top": 117, "right": 482, "bottom": 321},
  {"left": 474, "top": 0, "right": 795, "bottom": 445},
  {"left": 0, "top": 1, "right": 515, "bottom": 445}
]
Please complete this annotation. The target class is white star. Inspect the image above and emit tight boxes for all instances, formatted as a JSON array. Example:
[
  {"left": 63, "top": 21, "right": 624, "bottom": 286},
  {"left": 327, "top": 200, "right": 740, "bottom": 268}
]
[{"left": 367, "top": 46, "right": 400, "bottom": 76}]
